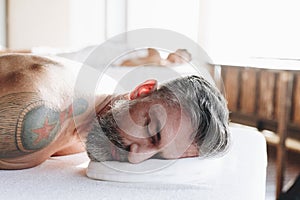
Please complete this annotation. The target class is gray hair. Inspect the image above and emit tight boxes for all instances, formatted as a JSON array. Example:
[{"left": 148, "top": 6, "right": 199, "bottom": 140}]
[{"left": 155, "top": 75, "right": 230, "bottom": 157}]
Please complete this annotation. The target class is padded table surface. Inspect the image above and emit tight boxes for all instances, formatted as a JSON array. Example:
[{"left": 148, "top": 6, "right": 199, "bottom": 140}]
[{"left": 0, "top": 127, "right": 267, "bottom": 200}]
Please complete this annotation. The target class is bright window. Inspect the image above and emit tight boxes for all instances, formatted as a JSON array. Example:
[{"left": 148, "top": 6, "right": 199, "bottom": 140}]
[
  {"left": 127, "top": 0, "right": 200, "bottom": 43},
  {"left": 199, "top": 0, "right": 300, "bottom": 62}
]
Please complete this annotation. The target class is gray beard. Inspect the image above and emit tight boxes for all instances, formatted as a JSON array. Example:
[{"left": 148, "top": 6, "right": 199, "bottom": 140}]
[{"left": 86, "top": 101, "right": 131, "bottom": 162}]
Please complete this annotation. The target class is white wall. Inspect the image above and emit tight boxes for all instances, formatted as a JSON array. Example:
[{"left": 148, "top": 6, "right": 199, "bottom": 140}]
[
  {"left": 0, "top": 0, "right": 6, "bottom": 48},
  {"left": 105, "top": 0, "right": 127, "bottom": 39},
  {"left": 8, "top": 0, "right": 105, "bottom": 50},
  {"left": 7, "top": 0, "right": 200, "bottom": 50},
  {"left": 8, "top": 0, "right": 70, "bottom": 49},
  {"left": 69, "top": 0, "right": 105, "bottom": 49}
]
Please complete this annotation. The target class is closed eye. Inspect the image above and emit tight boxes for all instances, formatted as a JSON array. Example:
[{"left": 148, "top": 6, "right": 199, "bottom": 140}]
[
  {"left": 155, "top": 124, "right": 161, "bottom": 144},
  {"left": 150, "top": 131, "right": 160, "bottom": 145},
  {"left": 146, "top": 117, "right": 161, "bottom": 146}
]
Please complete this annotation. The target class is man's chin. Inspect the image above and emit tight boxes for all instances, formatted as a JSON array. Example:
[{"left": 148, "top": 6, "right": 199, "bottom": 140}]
[
  {"left": 86, "top": 117, "right": 129, "bottom": 162},
  {"left": 86, "top": 149, "right": 112, "bottom": 162},
  {"left": 87, "top": 152, "right": 129, "bottom": 162},
  {"left": 86, "top": 141, "right": 129, "bottom": 162}
]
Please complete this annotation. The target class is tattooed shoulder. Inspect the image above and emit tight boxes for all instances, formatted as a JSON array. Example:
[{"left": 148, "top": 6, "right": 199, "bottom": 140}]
[{"left": 0, "top": 92, "right": 88, "bottom": 158}]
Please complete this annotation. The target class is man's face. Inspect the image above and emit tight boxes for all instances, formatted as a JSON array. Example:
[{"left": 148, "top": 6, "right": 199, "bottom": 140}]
[{"left": 86, "top": 94, "right": 199, "bottom": 163}]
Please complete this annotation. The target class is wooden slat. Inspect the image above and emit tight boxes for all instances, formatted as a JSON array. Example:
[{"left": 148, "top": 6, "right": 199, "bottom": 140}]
[
  {"left": 240, "top": 68, "right": 257, "bottom": 114},
  {"left": 222, "top": 66, "right": 240, "bottom": 112},
  {"left": 274, "top": 74, "right": 280, "bottom": 121},
  {"left": 258, "top": 70, "right": 276, "bottom": 119},
  {"left": 276, "top": 71, "right": 294, "bottom": 198},
  {"left": 292, "top": 73, "right": 300, "bottom": 124}
]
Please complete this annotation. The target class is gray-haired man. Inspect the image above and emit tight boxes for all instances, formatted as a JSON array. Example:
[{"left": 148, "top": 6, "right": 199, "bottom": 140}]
[{"left": 0, "top": 53, "right": 229, "bottom": 169}]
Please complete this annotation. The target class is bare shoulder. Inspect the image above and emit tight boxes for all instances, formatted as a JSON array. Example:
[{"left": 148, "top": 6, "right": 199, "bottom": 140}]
[
  {"left": 0, "top": 54, "right": 80, "bottom": 99},
  {"left": 0, "top": 54, "right": 59, "bottom": 93},
  {"left": 0, "top": 53, "right": 61, "bottom": 75}
]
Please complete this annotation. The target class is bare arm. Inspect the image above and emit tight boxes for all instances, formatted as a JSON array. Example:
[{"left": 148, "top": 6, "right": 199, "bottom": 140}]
[{"left": 0, "top": 92, "right": 88, "bottom": 158}]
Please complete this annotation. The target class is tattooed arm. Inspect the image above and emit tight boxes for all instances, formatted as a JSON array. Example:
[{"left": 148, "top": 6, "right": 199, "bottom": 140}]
[
  {"left": 0, "top": 92, "right": 90, "bottom": 169},
  {"left": 0, "top": 92, "right": 88, "bottom": 157},
  {"left": 0, "top": 54, "right": 92, "bottom": 169}
]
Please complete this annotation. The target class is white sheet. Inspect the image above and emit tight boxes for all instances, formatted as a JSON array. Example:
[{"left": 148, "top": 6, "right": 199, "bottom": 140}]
[{"left": 0, "top": 127, "right": 267, "bottom": 200}]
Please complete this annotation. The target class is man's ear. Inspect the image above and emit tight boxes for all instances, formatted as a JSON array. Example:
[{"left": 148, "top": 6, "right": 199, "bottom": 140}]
[{"left": 129, "top": 79, "right": 158, "bottom": 100}]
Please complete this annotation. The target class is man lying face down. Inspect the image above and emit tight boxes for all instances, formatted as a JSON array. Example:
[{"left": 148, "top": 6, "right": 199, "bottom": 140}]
[
  {"left": 0, "top": 53, "right": 229, "bottom": 169},
  {"left": 87, "top": 76, "right": 229, "bottom": 164}
]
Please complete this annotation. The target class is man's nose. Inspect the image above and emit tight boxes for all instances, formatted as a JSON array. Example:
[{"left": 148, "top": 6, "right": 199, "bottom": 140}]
[{"left": 127, "top": 143, "right": 158, "bottom": 164}]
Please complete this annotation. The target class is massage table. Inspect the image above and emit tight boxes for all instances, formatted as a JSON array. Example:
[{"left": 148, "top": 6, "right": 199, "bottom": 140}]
[{"left": 0, "top": 126, "right": 267, "bottom": 200}]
